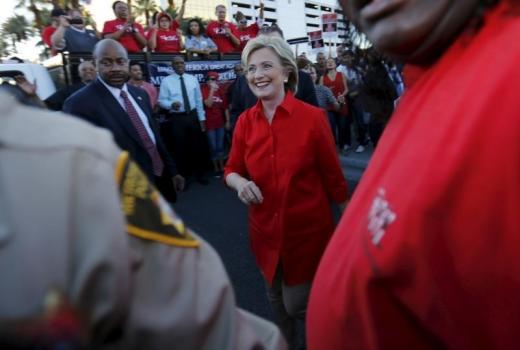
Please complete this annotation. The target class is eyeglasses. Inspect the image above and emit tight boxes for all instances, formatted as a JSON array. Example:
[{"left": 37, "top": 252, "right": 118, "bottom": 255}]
[{"left": 207, "top": 78, "right": 216, "bottom": 81}]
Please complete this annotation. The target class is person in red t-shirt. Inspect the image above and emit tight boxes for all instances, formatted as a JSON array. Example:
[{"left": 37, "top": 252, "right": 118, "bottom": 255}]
[
  {"left": 42, "top": 8, "right": 66, "bottom": 56},
  {"left": 307, "top": 1, "right": 520, "bottom": 349},
  {"left": 234, "top": 3, "right": 264, "bottom": 52},
  {"left": 206, "top": 5, "right": 240, "bottom": 53},
  {"left": 201, "top": 71, "right": 230, "bottom": 175},
  {"left": 147, "top": 0, "right": 186, "bottom": 53},
  {"left": 225, "top": 36, "right": 348, "bottom": 350},
  {"left": 102, "top": 1, "right": 146, "bottom": 53}
]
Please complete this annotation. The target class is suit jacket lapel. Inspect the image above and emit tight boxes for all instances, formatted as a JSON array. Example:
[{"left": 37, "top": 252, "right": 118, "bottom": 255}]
[{"left": 94, "top": 80, "right": 145, "bottom": 148}]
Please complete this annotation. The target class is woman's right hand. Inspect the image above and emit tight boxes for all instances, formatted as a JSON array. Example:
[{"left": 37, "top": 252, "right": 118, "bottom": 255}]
[{"left": 237, "top": 180, "right": 263, "bottom": 205}]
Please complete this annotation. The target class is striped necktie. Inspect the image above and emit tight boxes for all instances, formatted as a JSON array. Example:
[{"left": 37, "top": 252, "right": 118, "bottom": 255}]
[{"left": 120, "top": 90, "right": 164, "bottom": 176}]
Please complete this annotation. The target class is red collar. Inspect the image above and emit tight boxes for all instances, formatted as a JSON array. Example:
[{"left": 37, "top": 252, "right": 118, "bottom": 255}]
[{"left": 251, "top": 91, "right": 297, "bottom": 119}]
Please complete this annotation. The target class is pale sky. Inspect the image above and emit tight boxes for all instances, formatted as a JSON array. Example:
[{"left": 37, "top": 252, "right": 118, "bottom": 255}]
[{"left": 0, "top": 0, "right": 112, "bottom": 61}]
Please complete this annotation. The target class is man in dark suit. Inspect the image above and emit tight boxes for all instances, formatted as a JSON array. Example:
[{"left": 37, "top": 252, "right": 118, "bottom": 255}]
[{"left": 64, "top": 39, "right": 184, "bottom": 202}]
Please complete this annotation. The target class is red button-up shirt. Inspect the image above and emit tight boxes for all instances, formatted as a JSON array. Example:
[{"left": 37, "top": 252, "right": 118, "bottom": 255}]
[{"left": 225, "top": 92, "right": 348, "bottom": 286}]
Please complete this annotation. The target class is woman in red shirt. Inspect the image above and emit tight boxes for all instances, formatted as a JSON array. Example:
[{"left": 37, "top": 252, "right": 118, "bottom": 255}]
[
  {"left": 319, "top": 57, "right": 350, "bottom": 151},
  {"left": 224, "top": 36, "right": 348, "bottom": 349},
  {"left": 201, "top": 71, "right": 230, "bottom": 175},
  {"left": 147, "top": 7, "right": 185, "bottom": 53}
]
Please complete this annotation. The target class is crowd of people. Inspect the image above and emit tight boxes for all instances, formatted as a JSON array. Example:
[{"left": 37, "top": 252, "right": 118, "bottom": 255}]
[
  {"left": 41, "top": 0, "right": 265, "bottom": 56},
  {"left": 2, "top": 0, "right": 518, "bottom": 349}
]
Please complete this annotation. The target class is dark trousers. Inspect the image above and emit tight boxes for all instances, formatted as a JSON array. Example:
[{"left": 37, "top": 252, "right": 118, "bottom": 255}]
[
  {"left": 330, "top": 111, "right": 351, "bottom": 148},
  {"left": 161, "top": 111, "right": 209, "bottom": 179},
  {"left": 349, "top": 98, "right": 368, "bottom": 146},
  {"left": 369, "top": 121, "right": 385, "bottom": 148}
]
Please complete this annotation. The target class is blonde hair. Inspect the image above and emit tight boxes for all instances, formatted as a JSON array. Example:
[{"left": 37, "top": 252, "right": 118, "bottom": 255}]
[{"left": 241, "top": 36, "right": 298, "bottom": 94}]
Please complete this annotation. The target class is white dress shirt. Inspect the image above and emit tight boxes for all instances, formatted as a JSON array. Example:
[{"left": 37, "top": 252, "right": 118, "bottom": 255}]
[
  {"left": 98, "top": 77, "right": 156, "bottom": 144},
  {"left": 157, "top": 72, "right": 206, "bottom": 121}
]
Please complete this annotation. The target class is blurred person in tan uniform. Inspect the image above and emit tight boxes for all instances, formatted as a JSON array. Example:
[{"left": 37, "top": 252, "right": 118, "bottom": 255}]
[{"left": 0, "top": 91, "right": 286, "bottom": 350}]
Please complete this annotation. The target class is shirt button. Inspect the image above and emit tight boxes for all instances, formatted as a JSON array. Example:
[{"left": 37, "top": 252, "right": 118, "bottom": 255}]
[{"left": 270, "top": 154, "right": 274, "bottom": 158}]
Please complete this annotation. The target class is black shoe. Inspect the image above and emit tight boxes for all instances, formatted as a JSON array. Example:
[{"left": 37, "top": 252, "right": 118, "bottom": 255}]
[{"left": 196, "top": 177, "right": 209, "bottom": 185}]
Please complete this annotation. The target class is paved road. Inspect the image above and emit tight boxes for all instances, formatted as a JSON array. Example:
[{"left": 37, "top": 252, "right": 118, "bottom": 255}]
[
  {"left": 172, "top": 147, "right": 373, "bottom": 321},
  {"left": 173, "top": 177, "right": 275, "bottom": 320}
]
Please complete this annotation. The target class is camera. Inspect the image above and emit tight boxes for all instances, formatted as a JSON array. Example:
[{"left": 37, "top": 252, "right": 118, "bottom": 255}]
[{"left": 69, "top": 17, "right": 84, "bottom": 25}]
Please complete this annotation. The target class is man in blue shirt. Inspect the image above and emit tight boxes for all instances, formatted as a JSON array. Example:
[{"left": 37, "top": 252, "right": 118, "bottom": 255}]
[{"left": 158, "top": 56, "right": 210, "bottom": 185}]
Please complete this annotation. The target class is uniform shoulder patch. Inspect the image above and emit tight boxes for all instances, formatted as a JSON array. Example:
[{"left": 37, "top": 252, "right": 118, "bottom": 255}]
[{"left": 115, "top": 152, "right": 199, "bottom": 248}]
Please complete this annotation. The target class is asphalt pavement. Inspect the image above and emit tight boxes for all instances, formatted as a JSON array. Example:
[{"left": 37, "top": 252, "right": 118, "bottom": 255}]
[{"left": 172, "top": 146, "right": 373, "bottom": 321}]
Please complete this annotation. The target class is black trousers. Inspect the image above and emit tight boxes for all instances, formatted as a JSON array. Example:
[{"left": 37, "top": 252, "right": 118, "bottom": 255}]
[
  {"left": 349, "top": 97, "right": 368, "bottom": 146},
  {"left": 161, "top": 111, "right": 209, "bottom": 178}
]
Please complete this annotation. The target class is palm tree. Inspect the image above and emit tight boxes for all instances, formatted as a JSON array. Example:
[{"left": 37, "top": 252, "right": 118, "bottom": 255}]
[
  {"left": 132, "top": 0, "right": 159, "bottom": 27},
  {"left": 0, "top": 36, "right": 11, "bottom": 57},
  {"left": 16, "top": 0, "right": 46, "bottom": 31},
  {"left": 2, "top": 15, "right": 34, "bottom": 52}
]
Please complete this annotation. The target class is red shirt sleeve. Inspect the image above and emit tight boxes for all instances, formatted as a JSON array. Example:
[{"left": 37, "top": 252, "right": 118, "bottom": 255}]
[
  {"left": 102, "top": 20, "right": 116, "bottom": 35},
  {"left": 221, "top": 89, "right": 229, "bottom": 110},
  {"left": 206, "top": 22, "right": 217, "bottom": 39},
  {"left": 230, "top": 23, "right": 240, "bottom": 41},
  {"left": 42, "top": 26, "right": 56, "bottom": 47},
  {"left": 250, "top": 22, "right": 259, "bottom": 36}
]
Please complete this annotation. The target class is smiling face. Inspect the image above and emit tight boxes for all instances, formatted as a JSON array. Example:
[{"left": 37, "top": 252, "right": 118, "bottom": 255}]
[
  {"left": 78, "top": 61, "right": 96, "bottom": 83},
  {"left": 339, "top": 0, "right": 481, "bottom": 63},
  {"left": 246, "top": 47, "right": 288, "bottom": 102}
]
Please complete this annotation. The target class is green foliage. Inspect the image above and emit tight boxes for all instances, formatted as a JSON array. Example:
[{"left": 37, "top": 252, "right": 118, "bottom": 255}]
[
  {"left": 132, "top": 0, "right": 160, "bottom": 27},
  {"left": 2, "top": 15, "right": 34, "bottom": 43},
  {"left": 0, "top": 36, "right": 11, "bottom": 57}
]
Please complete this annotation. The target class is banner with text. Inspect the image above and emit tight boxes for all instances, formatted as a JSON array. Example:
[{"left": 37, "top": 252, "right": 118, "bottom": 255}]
[{"left": 147, "top": 60, "right": 241, "bottom": 87}]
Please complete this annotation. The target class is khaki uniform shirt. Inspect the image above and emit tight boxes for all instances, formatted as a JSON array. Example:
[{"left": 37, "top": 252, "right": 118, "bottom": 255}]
[{"left": 0, "top": 92, "right": 286, "bottom": 350}]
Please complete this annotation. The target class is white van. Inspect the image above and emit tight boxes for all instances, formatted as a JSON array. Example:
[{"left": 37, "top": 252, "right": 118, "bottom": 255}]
[{"left": 0, "top": 63, "right": 56, "bottom": 100}]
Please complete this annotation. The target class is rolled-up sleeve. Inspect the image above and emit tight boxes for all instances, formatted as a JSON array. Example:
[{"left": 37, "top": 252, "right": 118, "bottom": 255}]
[{"left": 158, "top": 77, "right": 173, "bottom": 110}]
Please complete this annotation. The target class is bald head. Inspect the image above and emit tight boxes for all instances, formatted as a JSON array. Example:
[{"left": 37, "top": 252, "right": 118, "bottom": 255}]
[
  {"left": 93, "top": 39, "right": 129, "bottom": 88},
  {"left": 93, "top": 39, "right": 128, "bottom": 60}
]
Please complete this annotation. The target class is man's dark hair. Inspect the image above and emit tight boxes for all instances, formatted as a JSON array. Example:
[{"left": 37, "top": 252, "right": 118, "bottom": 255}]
[
  {"left": 112, "top": 1, "right": 126, "bottom": 11},
  {"left": 51, "top": 8, "right": 67, "bottom": 18},
  {"left": 129, "top": 60, "right": 141, "bottom": 68}
]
